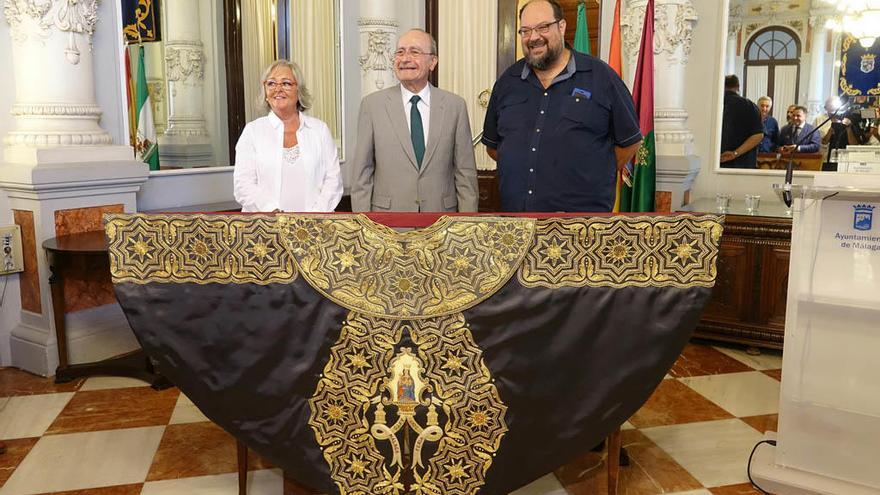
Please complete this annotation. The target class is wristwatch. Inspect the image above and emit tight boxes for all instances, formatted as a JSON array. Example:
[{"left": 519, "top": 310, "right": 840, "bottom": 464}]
[{"left": 733, "top": 150, "right": 739, "bottom": 156}]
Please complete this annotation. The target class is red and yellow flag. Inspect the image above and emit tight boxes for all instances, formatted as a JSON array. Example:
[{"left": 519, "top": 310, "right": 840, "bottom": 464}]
[
  {"left": 609, "top": 0, "right": 625, "bottom": 212},
  {"left": 620, "top": 0, "right": 655, "bottom": 212}
]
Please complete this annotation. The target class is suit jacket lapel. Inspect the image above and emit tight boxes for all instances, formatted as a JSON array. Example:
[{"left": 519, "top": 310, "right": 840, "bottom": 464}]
[
  {"left": 385, "top": 85, "right": 418, "bottom": 170},
  {"left": 421, "top": 86, "right": 446, "bottom": 174}
]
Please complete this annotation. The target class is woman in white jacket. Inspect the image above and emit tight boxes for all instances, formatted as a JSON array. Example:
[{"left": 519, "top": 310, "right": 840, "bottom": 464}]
[{"left": 233, "top": 60, "right": 342, "bottom": 212}]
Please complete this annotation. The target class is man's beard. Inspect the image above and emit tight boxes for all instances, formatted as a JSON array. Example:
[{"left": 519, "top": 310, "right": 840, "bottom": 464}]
[{"left": 525, "top": 38, "right": 562, "bottom": 70}]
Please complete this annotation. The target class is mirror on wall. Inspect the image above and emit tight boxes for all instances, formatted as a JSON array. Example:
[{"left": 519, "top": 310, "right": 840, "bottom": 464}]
[
  {"left": 721, "top": 0, "right": 880, "bottom": 173},
  {"left": 123, "top": 0, "right": 345, "bottom": 171},
  {"left": 124, "top": 0, "right": 231, "bottom": 170}
]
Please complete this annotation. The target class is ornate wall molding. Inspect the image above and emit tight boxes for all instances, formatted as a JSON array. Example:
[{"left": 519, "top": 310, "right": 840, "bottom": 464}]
[
  {"left": 165, "top": 41, "right": 205, "bottom": 85},
  {"left": 358, "top": 30, "right": 394, "bottom": 73},
  {"left": 11, "top": 103, "right": 102, "bottom": 117},
  {"left": 148, "top": 81, "right": 164, "bottom": 105},
  {"left": 655, "top": 129, "right": 695, "bottom": 144},
  {"left": 623, "top": 0, "right": 698, "bottom": 64},
  {"left": 4, "top": 130, "right": 113, "bottom": 146},
  {"left": 358, "top": 16, "right": 398, "bottom": 29},
  {"left": 358, "top": 16, "right": 397, "bottom": 91},
  {"left": 3, "top": 0, "right": 99, "bottom": 64},
  {"left": 165, "top": 115, "right": 208, "bottom": 138}
]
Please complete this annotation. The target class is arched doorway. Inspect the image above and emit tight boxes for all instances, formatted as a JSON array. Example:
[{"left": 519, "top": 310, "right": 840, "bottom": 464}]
[{"left": 744, "top": 26, "right": 801, "bottom": 122}]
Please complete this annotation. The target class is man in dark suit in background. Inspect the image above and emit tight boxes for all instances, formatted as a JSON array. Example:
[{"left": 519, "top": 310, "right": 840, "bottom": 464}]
[{"left": 778, "top": 105, "right": 821, "bottom": 154}]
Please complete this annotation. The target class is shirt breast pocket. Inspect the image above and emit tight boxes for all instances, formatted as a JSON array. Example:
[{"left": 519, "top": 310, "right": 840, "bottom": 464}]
[
  {"left": 497, "top": 96, "right": 530, "bottom": 136},
  {"left": 560, "top": 96, "right": 611, "bottom": 135}
]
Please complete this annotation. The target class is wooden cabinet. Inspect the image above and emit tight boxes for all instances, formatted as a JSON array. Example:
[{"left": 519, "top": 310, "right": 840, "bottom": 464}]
[
  {"left": 478, "top": 170, "right": 500, "bottom": 212},
  {"left": 693, "top": 212, "right": 792, "bottom": 350}
]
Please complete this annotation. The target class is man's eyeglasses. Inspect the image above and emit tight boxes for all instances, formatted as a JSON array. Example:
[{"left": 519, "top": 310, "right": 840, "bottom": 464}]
[
  {"left": 518, "top": 19, "right": 561, "bottom": 38},
  {"left": 394, "top": 48, "right": 434, "bottom": 58},
  {"left": 265, "top": 80, "right": 297, "bottom": 91}
]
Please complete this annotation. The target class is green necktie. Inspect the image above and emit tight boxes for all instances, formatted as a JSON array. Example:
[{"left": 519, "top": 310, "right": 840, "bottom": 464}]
[{"left": 409, "top": 95, "right": 425, "bottom": 168}]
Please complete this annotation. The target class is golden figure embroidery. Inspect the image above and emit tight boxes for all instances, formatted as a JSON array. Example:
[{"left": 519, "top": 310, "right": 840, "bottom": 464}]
[{"left": 309, "top": 313, "right": 508, "bottom": 495}]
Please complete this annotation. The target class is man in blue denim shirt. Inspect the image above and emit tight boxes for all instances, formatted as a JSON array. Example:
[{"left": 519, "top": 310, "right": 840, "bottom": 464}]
[{"left": 482, "top": 0, "right": 641, "bottom": 212}]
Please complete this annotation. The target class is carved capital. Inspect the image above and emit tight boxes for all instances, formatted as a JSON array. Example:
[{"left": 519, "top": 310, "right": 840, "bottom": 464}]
[
  {"left": 358, "top": 16, "right": 397, "bottom": 91},
  {"left": 3, "top": 0, "right": 98, "bottom": 63},
  {"left": 623, "top": 0, "right": 698, "bottom": 65},
  {"left": 165, "top": 41, "right": 205, "bottom": 85}
]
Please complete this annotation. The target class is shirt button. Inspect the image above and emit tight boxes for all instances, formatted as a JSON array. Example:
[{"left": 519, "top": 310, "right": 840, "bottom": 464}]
[
  {"left": 529, "top": 168, "right": 534, "bottom": 172},
  {"left": 540, "top": 110, "right": 545, "bottom": 114},
  {"left": 536, "top": 128, "right": 541, "bottom": 132},
  {"left": 543, "top": 92, "right": 548, "bottom": 96},
  {"left": 528, "top": 190, "right": 533, "bottom": 195},
  {"left": 531, "top": 148, "right": 536, "bottom": 152}
]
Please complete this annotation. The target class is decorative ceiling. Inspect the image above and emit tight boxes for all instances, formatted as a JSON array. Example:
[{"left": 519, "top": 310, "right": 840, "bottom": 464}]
[{"left": 729, "top": 0, "right": 812, "bottom": 15}]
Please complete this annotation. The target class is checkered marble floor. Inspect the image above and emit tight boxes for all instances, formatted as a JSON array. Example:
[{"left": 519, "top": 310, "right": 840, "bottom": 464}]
[{"left": 0, "top": 342, "right": 781, "bottom": 495}]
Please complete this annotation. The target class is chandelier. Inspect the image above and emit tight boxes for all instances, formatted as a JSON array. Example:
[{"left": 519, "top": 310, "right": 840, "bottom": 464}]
[{"left": 823, "top": 0, "right": 880, "bottom": 48}]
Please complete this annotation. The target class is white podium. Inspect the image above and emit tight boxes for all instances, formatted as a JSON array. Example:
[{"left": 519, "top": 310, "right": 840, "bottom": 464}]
[{"left": 752, "top": 177, "right": 880, "bottom": 494}]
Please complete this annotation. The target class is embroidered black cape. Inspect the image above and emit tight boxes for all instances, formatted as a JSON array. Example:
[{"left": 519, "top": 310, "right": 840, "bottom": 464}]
[{"left": 106, "top": 213, "right": 722, "bottom": 495}]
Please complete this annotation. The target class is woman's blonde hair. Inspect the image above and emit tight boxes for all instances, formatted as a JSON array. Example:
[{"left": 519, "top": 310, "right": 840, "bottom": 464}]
[{"left": 259, "top": 59, "right": 312, "bottom": 113}]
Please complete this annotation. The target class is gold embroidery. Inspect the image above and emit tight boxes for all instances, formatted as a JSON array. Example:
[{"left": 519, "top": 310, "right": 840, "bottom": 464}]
[
  {"left": 518, "top": 215, "right": 722, "bottom": 288},
  {"left": 104, "top": 214, "right": 298, "bottom": 284},
  {"left": 106, "top": 214, "right": 720, "bottom": 292},
  {"left": 309, "top": 312, "right": 507, "bottom": 495},
  {"left": 281, "top": 215, "right": 535, "bottom": 320}
]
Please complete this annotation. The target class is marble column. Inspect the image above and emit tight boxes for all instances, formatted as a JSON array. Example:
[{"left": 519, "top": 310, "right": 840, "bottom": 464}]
[
  {"left": 622, "top": 0, "right": 700, "bottom": 211},
  {"left": 158, "top": 0, "right": 212, "bottom": 167},
  {"left": 726, "top": 11, "right": 742, "bottom": 78},
  {"left": 358, "top": 0, "right": 398, "bottom": 97},
  {"left": 3, "top": 0, "right": 120, "bottom": 161},
  {"left": 1, "top": 0, "right": 149, "bottom": 375},
  {"left": 806, "top": 13, "right": 829, "bottom": 119}
]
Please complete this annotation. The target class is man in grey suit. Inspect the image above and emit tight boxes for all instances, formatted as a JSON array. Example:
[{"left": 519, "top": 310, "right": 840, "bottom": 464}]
[{"left": 351, "top": 29, "right": 479, "bottom": 212}]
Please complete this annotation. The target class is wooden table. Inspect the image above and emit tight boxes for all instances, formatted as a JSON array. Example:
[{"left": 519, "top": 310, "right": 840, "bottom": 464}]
[{"left": 43, "top": 231, "right": 169, "bottom": 388}]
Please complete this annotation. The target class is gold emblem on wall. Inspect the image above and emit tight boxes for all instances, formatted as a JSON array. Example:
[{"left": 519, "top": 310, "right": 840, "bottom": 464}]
[{"left": 309, "top": 312, "right": 508, "bottom": 495}]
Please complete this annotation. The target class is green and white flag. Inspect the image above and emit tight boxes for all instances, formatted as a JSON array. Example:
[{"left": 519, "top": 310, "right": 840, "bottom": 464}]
[
  {"left": 135, "top": 45, "right": 159, "bottom": 170},
  {"left": 574, "top": 1, "right": 591, "bottom": 55}
]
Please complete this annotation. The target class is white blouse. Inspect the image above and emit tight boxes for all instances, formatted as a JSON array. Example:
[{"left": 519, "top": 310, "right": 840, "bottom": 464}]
[{"left": 233, "top": 111, "right": 343, "bottom": 212}]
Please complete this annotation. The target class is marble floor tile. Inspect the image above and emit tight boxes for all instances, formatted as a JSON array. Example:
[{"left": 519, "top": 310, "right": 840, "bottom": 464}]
[
  {"left": 31, "top": 484, "right": 144, "bottom": 494},
  {"left": 669, "top": 345, "right": 753, "bottom": 378},
  {"left": 282, "top": 475, "right": 321, "bottom": 495},
  {"left": 168, "top": 392, "right": 210, "bottom": 425},
  {"left": 627, "top": 379, "right": 733, "bottom": 428},
  {"left": 739, "top": 414, "right": 778, "bottom": 435},
  {"left": 146, "top": 422, "right": 273, "bottom": 481},
  {"left": 46, "top": 387, "right": 179, "bottom": 434},
  {"left": 510, "top": 473, "right": 568, "bottom": 495},
  {"left": 556, "top": 430, "right": 703, "bottom": 495},
  {"left": 0, "top": 426, "right": 165, "bottom": 495},
  {"left": 680, "top": 372, "right": 780, "bottom": 418},
  {"left": 708, "top": 483, "right": 764, "bottom": 494},
  {"left": 713, "top": 347, "right": 782, "bottom": 371},
  {"left": 0, "top": 392, "right": 74, "bottom": 439},
  {"left": 641, "top": 419, "right": 764, "bottom": 488},
  {"left": 141, "top": 469, "right": 283, "bottom": 495},
  {"left": 79, "top": 376, "right": 156, "bottom": 391},
  {"left": 762, "top": 369, "right": 782, "bottom": 381},
  {"left": 0, "top": 437, "right": 39, "bottom": 486},
  {"left": 0, "top": 368, "right": 83, "bottom": 397}
]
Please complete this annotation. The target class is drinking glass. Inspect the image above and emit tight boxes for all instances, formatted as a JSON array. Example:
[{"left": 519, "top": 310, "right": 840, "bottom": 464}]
[{"left": 745, "top": 194, "right": 761, "bottom": 214}]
